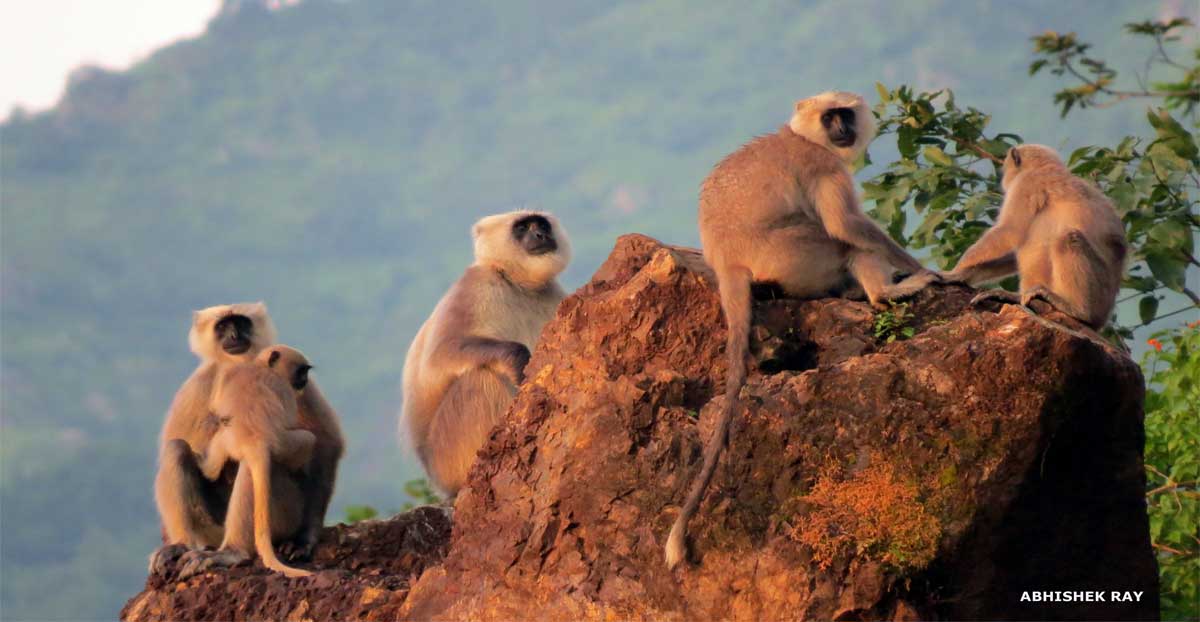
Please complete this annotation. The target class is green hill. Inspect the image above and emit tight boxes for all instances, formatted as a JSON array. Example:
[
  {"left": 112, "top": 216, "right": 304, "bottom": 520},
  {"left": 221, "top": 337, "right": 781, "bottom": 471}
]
[{"left": 0, "top": 1, "right": 1172, "bottom": 618}]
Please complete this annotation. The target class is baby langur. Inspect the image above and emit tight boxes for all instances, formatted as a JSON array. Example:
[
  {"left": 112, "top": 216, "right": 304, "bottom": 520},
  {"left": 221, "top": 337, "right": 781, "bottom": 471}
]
[
  {"left": 402, "top": 210, "right": 570, "bottom": 498},
  {"left": 667, "top": 92, "right": 937, "bottom": 568},
  {"left": 943, "top": 144, "right": 1127, "bottom": 328},
  {"left": 202, "top": 346, "right": 317, "bottom": 578}
]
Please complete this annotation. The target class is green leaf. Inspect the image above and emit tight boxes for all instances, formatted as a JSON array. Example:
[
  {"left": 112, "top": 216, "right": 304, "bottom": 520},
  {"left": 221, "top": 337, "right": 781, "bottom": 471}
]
[
  {"left": 1122, "top": 275, "right": 1158, "bottom": 292},
  {"left": 1067, "top": 145, "right": 1096, "bottom": 165},
  {"left": 1145, "top": 249, "right": 1188, "bottom": 291},
  {"left": 1146, "top": 107, "right": 1199, "bottom": 162},
  {"left": 912, "top": 209, "right": 950, "bottom": 243},
  {"left": 1149, "top": 220, "right": 1194, "bottom": 254},
  {"left": 923, "top": 146, "right": 954, "bottom": 167},
  {"left": 343, "top": 504, "right": 379, "bottom": 524},
  {"left": 897, "top": 125, "right": 919, "bottom": 159},
  {"left": 963, "top": 193, "right": 995, "bottom": 219},
  {"left": 1139, "top": 296, "right": 1159, "bottom": 324}
]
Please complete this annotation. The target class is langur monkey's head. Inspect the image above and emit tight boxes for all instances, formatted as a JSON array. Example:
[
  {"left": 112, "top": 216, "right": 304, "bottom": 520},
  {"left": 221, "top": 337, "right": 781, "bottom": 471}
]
[
  {"left": 257, "top": 345, "right": 313, "bottom": 392},
  {"left": 472, "top": 210, "right": 572, "bottom": 289},
  {"left": 189, "top": 302, "right": 278, "bottom": 362},
  {"left": 1002, "top": 144, "right": 1064, "bottom": 191},
  {"left": 788, "top": 91, "right": 877, "bottom": 163}
]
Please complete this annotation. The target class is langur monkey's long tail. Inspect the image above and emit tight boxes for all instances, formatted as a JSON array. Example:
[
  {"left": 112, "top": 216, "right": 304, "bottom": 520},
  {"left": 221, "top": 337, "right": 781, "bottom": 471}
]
[
  {"left": 249, "top": 450, "right": 312, "bottom": 578},
  {"left": 665, "top": 266, "right": 752, "bottom": 568}
]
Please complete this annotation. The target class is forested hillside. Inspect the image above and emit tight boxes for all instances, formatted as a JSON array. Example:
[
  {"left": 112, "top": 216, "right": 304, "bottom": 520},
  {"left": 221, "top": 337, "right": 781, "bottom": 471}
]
[{"left": 0, "top": 1, "right": 1185, "bottom": 619}]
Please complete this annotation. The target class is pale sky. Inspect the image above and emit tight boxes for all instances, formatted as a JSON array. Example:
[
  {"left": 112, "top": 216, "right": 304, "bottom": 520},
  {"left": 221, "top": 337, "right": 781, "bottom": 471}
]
[{"left": 0, "top": 0, "right": 221, "bottom": 118}]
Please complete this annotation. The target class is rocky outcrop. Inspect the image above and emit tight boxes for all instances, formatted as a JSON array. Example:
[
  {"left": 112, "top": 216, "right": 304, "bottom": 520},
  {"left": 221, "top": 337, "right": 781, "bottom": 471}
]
[
  {"left": 121, "top": 507, "right": 451, "bottom": 621},
  {"left": 123, "top": 235, "right": 1158, "bottom": 621}
]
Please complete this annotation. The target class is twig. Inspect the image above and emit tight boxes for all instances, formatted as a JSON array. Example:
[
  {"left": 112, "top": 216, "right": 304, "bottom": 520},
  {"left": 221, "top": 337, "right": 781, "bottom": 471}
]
[
  {"left": 950, "top": 136, "right": 1004, "bottom": 165},
  {"left": 1153, "top": 34, "right": 1187, "bottom": 70},
  {"left": 1116, "top": 292, "right": 1144, "bottom": 305},
  {"left": 1147, "top": 480, "right": 1200, "bottom": 496},
  {"left": 1141, "top": 305, "right": 1200, "bottom": 326},
  {"left": 1146, "top": 463, "right": 1172, "bottom": 481},
  {"left": 1152, "top": 541, "right": 1191, "bottom": 556},
  {"left": 1060, "top": 56, "right": 1199, "bottom": 106},
  {"left": 1091, "top": 89, "right": 1200, "bottom": 108}
]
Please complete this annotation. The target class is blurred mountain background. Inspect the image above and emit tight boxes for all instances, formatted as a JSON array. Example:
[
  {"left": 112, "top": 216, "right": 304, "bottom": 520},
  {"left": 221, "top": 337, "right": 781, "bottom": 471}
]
[{"left": 1, "top": 0, "right": 1192, "bottom": 619}]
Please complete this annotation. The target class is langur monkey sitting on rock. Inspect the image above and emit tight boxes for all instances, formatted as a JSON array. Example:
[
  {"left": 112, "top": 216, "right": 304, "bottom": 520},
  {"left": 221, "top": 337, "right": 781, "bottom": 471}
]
[
  {"left": 154, "top": 302, "right": 277, "bottom": 555},
  {"left": 199, "top": 345, "right": 317, "bottom": 578},
  {"left": 401, "top": 210, "right": 570, "bottom": 498},
  {"left": 151, "top": 303, "right": 344, "bottom": 576},
  {"left": 943, "top": 144, "right": 1127, "bottom": 329},
  {"left": 667, "top": 91, "right": 938, "bottom": 568}
]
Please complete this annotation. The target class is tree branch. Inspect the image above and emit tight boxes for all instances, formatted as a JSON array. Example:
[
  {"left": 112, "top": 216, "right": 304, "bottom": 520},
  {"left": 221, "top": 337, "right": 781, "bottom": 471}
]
[
  {"left": 950, "top": 136, "right": 1004, "bottom": 164},
  {"left": 1152, "top": 541, "right": 1192, "bottom": 556}
]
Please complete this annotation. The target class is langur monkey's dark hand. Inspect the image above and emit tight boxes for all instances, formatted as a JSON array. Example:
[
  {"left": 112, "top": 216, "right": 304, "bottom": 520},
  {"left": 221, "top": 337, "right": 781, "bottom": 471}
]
[{"left": 503, "top": 342, "right": 532, "bottom": 385}]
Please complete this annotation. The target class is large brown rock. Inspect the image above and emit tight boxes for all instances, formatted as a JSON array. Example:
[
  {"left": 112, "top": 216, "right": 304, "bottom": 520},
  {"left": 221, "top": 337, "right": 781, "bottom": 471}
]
[{"left": 123, "top": 234, "right": 1158, "bottom": 621}]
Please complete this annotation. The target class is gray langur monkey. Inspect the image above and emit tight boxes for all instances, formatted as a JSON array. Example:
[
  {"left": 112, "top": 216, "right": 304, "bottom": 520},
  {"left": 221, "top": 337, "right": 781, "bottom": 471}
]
[
  {"left": 943, "top": 144, "right": 1128, "bottom": 329},
  {"left": 401, "top": 210, "right": 570, "bottom": 498},
  {"left": 666, "top": 92, "right": 938, "bottom": 568},
  {"left": 151, "top": 303, "right": 344, "bottom": 576},
  {"left": 200, "top": 346, "right": 317, "bottom": 578},
  {"left": 154, "top": 302, "right": 278, "bottom": 553}
]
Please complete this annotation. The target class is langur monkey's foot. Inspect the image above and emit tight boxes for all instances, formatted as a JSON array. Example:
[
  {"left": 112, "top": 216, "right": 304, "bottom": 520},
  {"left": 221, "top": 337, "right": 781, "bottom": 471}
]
[
  {"left": 147, "top": 543, "right": 190, "bottom": 575},
  {"left": 970, "top": 289, "right": 1021, "bottom": 309},
  {"left": 1020, "top": 286, "right": 1055, "bottom": 309},
  {"left": 937, "top": 270, "right": 970, "bottom": 285},
  {"left": 278, "top": 532, "right": 318, "bottom": 562},
  {"left": 869, "top": 270, "right": 943, "bottom": 310},
  {"left": 1020, "top": 286, "right": 1078, "bottom": 319},
  {"left": 177, "top": 548, "right": 251, "bottom": 580}
]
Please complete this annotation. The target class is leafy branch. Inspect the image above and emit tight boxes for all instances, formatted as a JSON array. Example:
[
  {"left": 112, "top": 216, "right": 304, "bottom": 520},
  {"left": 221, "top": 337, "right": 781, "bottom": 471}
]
[{"left": 1030, "top": 19, "right": 1200, "bottom": 117}]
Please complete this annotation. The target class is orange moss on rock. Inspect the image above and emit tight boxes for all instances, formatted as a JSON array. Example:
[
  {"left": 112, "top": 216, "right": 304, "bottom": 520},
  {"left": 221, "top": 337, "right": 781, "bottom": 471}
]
[{"left": 794, "top": 457, "right": 941, "bottom": 572}]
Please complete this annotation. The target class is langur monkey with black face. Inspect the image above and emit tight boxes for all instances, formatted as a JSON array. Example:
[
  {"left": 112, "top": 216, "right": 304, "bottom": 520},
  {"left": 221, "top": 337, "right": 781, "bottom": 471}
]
[
  {"left": 199, "top": 346, "right": 317, "bottom": 578},
  {"left": 151, "top": 303, "right": 344, "bottom": 574},
  {"left": 943, "top": 144, "right": 1127, "bottom": 329},
  {"left": 154, "top": 302, "right": 278, "bottom": 553},
  {"left": 401, "top": 210, "right": 570, "bottom": 498},
  {"left": 666, "top": 92, "right": 938, "bottom": 568}
]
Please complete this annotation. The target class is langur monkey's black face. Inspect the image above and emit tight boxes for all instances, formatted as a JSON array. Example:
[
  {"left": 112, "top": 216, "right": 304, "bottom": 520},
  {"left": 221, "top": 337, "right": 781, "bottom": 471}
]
[
  {"left": 511, "top": 214, "right": 557, "bottom": 256},
  {"left": 291, "top": 365, "right": 311, "bottom": 391},
  {"left": 215, "top": 314, "right": 254, "bottom": 355},
  {"left": 822, "top": 107, "right": 857, "bottom": 148}
]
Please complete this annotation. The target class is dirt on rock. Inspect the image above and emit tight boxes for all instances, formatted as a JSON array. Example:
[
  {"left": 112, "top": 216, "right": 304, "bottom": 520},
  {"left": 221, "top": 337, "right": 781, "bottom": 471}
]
[{"left": 123, "top": 234, "right": 1158, "bottom": 621}]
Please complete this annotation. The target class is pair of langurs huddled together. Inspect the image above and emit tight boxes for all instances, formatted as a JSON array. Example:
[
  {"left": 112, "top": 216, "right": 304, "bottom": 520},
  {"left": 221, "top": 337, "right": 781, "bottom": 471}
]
[
  {"left": 666, "top": 91, "right": 1128, "bottom": 567},
  {"left": 152, "top": 303, "right": 344, "bottom": 577}
]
